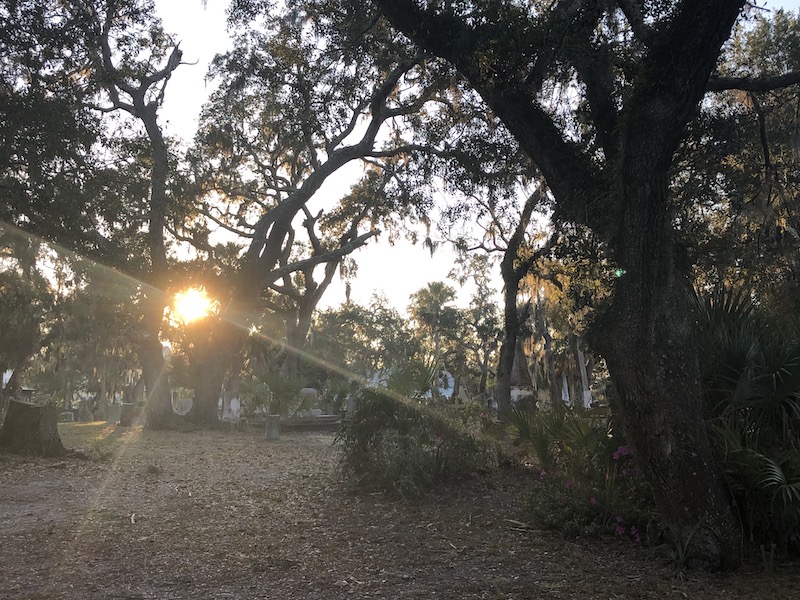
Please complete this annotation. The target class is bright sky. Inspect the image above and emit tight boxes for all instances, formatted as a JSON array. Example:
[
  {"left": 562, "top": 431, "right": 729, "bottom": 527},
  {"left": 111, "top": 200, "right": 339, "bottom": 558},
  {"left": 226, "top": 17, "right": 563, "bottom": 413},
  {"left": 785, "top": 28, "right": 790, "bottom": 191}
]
[{"left": 153, "top": 0, "right": 800, "bottom": 313}]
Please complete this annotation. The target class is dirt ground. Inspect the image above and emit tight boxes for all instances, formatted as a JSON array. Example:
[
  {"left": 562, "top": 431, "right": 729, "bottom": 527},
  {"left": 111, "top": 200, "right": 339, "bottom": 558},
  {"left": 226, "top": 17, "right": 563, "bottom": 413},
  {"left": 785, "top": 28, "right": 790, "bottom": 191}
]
[{"left": 0, "top": 423, "right": 797, "bottom": 599}]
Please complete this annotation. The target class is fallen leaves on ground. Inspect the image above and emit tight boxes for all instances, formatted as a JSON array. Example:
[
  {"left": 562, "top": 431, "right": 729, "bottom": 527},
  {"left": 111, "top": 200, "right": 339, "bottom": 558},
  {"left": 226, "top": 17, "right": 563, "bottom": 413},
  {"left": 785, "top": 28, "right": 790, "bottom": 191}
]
[{"left": 0, "top": 423, "right": 795, "bottom": 599}]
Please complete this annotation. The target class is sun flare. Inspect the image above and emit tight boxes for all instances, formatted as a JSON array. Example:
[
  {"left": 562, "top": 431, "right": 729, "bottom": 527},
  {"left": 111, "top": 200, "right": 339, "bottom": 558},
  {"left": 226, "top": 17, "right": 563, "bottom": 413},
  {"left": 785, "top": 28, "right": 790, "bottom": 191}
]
[{"left": 173, "top": 287, "right": 215, "bottom": 324}]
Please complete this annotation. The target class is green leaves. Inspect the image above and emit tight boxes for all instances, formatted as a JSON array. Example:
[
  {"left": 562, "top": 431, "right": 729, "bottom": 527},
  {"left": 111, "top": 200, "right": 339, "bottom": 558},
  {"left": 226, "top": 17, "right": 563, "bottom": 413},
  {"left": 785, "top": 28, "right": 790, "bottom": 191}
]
[
  {"left": 698, "top": 283, "right": 800, "bottom": 551},
  {"left": 336, "top": 387, "right": 492, "bottom": 498}
]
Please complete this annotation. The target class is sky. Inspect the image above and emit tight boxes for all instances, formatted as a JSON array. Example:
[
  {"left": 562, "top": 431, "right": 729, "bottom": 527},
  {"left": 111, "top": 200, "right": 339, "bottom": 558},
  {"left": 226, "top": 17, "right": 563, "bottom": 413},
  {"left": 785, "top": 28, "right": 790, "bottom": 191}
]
[{"left": 152, "top": 0, "right": 800, "bottom": 313}]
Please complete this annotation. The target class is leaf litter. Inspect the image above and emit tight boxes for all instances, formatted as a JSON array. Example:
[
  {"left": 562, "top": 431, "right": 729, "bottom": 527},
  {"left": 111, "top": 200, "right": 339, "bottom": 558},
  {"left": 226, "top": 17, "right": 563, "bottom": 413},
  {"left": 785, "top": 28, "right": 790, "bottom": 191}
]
[{"left": 0, "top": 423, "right": 795, "bottom": 599}]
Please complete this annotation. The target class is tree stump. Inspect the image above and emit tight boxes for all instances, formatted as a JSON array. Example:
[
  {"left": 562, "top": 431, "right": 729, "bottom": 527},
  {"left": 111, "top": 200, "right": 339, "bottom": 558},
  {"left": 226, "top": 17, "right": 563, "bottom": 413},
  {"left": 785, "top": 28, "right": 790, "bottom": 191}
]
[{"left": 0, "top": 400, "right": 66, "bottom": 457}]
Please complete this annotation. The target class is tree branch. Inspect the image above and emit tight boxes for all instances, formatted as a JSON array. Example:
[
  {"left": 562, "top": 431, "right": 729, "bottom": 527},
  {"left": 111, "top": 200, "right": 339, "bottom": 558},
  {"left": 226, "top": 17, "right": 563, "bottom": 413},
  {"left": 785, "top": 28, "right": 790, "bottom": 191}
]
[
  {"left": 373, "top": 0, "right": 604, "bottom": 224},
  {"left": 707, "top": 71, "right": 800, "bottom": 92},
  {"left": 263, "top": 229, "right": 380, "bottom": 285},
  {"left": 616, "top": 0, "right": 654, "bottom": 45}
]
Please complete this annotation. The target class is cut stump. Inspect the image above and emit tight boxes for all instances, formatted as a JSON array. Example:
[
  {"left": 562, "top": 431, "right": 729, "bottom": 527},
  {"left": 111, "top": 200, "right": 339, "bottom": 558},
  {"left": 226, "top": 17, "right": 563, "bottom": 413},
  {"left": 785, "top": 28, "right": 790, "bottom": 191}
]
[{"left": 0, "top": 400, "right": 66, "bottom": 457}]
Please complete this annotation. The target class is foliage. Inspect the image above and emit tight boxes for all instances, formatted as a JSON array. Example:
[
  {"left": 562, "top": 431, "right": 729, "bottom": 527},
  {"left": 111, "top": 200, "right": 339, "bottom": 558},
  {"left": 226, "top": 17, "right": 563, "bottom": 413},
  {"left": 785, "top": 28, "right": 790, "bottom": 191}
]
[
  {"left": 336, "top": 387, "right": 494, "bottom": 499},
  {"left": 695, "top": 284, "right": 800, "bottom": 554},
  {"left": 241, "top": 370, "right": 306, "bottom": 417},
  {"left": 29, "top": 264, "right": 140, "bottom": 408},
  {"left": 0, "top": 268, "right": 50, "bottom": 377},
  {"left": 310, "top": 296, "right": 419, "bottom": 383},
  {"left": 686, "top": 10, "right": 800, "bottom": 314},
  {"left": 511, "top": 405, "right": 655, "bottom": 541}
]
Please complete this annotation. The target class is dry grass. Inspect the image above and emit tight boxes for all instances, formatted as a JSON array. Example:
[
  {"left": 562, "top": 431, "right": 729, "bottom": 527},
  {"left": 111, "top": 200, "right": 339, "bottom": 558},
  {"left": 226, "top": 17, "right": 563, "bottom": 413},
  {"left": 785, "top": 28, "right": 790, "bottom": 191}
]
[{"left": 0, "top": 422, "right": 796, "bottom": 599}]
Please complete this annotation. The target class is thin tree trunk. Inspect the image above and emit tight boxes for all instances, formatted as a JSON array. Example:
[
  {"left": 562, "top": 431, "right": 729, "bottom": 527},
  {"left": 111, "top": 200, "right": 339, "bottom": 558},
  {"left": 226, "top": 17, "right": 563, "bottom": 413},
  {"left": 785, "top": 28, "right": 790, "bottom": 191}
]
[
  {"left": 478, "top": 346, "right": 490, "bottom": 400},
  {"left": 140, "top": 338, "right": 173, "bottom": 429},
  {"left": 494, "top": 279, "right": 518, "bottom": 416},
  {"left": 574, "top": 336, "right": 592, "bottom": 410},
  {"left": 535, "top": 306, "right": 560, "bottom": 409}
]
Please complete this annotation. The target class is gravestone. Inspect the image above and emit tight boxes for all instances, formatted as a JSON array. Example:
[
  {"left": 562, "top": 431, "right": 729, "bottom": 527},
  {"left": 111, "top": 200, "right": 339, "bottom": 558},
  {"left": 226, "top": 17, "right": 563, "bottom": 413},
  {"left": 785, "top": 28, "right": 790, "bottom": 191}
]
[
  {"left": 221, "top": 392, "right": 241, "bottom": 421},
  {"left": 346, "top": 394, "right": 357, "bottom": 419},
  {"left": 107, "top": 404, "right": 122, "bottom": 425},
  {"left": 264, "top": 415, "right": 280, "bottom": 441},
  {"left": 119, "top": 403, "right": 139, "bottom": 427},
  {"left": 58, "top": 411, "right": 75, "bottom": 423},
  {"left": 170, "top": 389, "right": 193, "bottom": 416},
  {"left": 78, "top": 398, "right": 93, "bottom": 422}
]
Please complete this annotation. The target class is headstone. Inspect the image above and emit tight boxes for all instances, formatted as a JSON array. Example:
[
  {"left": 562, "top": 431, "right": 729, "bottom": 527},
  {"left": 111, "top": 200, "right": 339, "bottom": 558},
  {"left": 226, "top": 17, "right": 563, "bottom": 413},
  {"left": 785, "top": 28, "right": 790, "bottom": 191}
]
[
  {"left": 264, "top": 415, "right": 280, "bottom": 441},
  {"left": 58, "top": 411, "right": 75, "bottom": 423},
  {"left": 222, "top": 393, "right": 241, "bottom": 421},
  {"left": 171, "top": 389, "right": 193, "bottom": 416},
  {"left": 299, "top": 387, "right": 319, "bottom": 401},
  {"left": 119, "top": 403, "right": 136, "bottom": 427},
  {"left": 107, "top": 404, "right": 122, "bottom": 425},
  {"left": 345, "top": 394, "right": 357, "bottom": 419},
  {"left": 78, "top": 398, "right": 93, "bottom": 422}
]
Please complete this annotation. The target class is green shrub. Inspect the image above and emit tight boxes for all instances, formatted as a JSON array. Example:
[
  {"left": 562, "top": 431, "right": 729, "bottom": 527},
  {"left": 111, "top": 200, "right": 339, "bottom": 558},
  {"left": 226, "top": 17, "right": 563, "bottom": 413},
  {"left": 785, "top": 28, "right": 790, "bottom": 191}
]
[
  {"left": 242, "top": 371, "right": 305, "bottom": 416},
  {"left": 335, "top": 388, "right": 494, "bottom": 499},
  {"left": 511, "top": 405, "right": 655, "bottom": 541},
  {"left": 695, "top": 285, "right": 800, "bottom": 556}
]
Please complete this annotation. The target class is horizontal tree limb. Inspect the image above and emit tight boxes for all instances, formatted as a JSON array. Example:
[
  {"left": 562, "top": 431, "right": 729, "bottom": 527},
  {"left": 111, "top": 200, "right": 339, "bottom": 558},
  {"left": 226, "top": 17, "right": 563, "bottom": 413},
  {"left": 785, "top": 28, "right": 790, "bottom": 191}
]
[{"left": 707, "top": 71, "right": 800, "bottom": 92}]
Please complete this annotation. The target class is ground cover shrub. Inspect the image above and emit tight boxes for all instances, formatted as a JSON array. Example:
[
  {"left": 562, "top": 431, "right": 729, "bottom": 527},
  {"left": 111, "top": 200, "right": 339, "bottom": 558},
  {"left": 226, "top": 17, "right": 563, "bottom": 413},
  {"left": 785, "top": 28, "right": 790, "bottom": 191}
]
[
  {"left": 695, "top": 285, "right": 800, "bottom": 556},
  {"left": 335, "top": 387, "right": 495, "bottom": 499},
  {"left": 241, "top": 371, "right": 306, "bottom": 416},
  {"left": 511, "top": 405, "right": 655, "bottom": 542}
]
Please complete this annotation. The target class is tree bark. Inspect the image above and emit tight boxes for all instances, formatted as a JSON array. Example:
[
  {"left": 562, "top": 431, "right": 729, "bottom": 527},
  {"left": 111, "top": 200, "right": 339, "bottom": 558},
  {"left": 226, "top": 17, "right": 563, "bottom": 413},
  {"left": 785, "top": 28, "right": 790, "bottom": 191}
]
[
  {"left": 140, "top": 295, "right": 175, "bottom": 430},
  {"left": 574, "top": 337, "right": 592, "bottom": 409},
  {"left": 495, "top": 194, "right": 539, "bottom": 416},
  {"left": 0, "top": 400, "right": 65, "bottom": 457},
  {"left": 93, "top": 25, "right": 179, "bottom": 432},
  {"left": 592, "top": 1, "right": 746, "bottom": 569},
  {"left": 494, "top": 274, "right": 519, "bottom": 416},
  {"left": 187, "top": 326, "right": 239, "bottom": 426}
]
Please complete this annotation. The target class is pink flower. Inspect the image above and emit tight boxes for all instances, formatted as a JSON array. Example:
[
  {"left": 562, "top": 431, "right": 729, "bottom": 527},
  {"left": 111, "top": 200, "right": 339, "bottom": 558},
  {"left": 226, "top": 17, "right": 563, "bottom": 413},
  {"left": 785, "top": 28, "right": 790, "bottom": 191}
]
[
  {"left": 630, "top": 526, "right": 641, "bottom": 543},
  {"left": 589, "top": 496, "right": 598, "bottom": 507},
  {"left": 613, "top": 445, "right": 631, "bottom": 460},
  {"left": 615, "top": 524, "right": 625, "bottom": 536},
  {"left": 539, "top": 469, "right": 547, "bottom": 480}
]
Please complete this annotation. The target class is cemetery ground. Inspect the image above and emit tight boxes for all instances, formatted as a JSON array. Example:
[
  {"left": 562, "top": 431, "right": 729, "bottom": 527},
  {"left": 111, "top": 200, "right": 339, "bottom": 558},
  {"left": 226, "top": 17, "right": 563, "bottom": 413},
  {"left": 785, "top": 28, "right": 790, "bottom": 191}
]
[{"left": 0, "top": 424, "right": 796, "bottom": 600}]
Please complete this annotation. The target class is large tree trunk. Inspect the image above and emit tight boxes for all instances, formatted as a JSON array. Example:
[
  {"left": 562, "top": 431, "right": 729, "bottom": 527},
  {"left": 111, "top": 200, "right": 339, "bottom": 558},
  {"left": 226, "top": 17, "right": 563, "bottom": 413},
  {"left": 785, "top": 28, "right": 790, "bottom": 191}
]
[
  {"left": 595, "top": 57, "right": 743, "bottom": 570},
  {"left": 280, "top": 324, "right": 307, "bottom": 380},
  {"left": 598, "top": 269, "right": 740, "bottom": 569},
  {"left": 188, "top": 365, "right": 225, "bottom": 425},
  {"left": 140, "top": 336, "right": 174, "bottom": 429},
  {"left": 187, "top": 315, "right": 248, "bottom": 426},
  {"left": 0, "top": 400, "right": 65, "bottom": 457},
  {"left": 595, "top": 115, "right": 742, "bottom": 565},
  {"left": 187, "top": 337, "right": 232, "bottom": 426}
]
